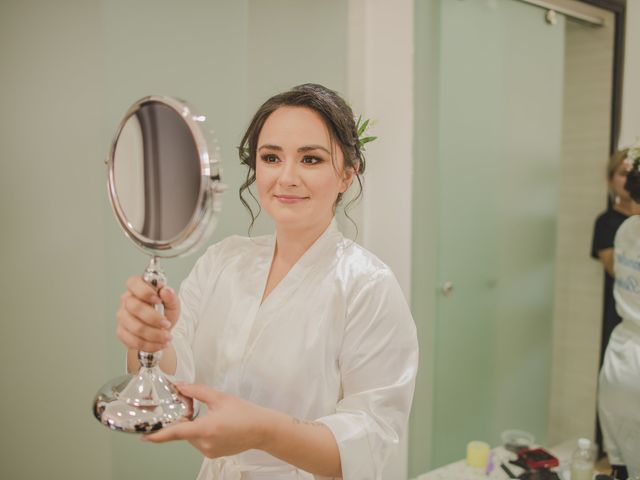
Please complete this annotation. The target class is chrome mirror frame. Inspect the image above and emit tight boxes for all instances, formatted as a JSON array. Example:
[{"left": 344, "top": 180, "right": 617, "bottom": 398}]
[{"left": 106, "top": 95, "right": 223, "bottom": 259}]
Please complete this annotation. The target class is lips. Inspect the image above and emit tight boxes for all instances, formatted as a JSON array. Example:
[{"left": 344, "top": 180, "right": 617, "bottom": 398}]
[
  {"left": 274, "top": 194, "right": 309, "bottom": 204},
  {"left": 275, "top": 194, "right": 307, "bottom": 199}
]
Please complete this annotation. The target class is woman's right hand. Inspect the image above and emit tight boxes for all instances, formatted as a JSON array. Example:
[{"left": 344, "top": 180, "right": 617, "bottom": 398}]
[{"left": 116, "top": 276, "right": 181, "bottom": 352}]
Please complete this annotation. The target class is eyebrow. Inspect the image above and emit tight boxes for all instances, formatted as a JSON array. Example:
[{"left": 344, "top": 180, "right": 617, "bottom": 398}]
[{"left": 258, "top": 144, "right": 331, "bottom": 155}]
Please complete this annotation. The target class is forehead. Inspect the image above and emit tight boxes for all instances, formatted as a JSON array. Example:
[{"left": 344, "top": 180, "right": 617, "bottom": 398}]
[{"left": 258, "top": 106, "right": 332, "bottom": 147}]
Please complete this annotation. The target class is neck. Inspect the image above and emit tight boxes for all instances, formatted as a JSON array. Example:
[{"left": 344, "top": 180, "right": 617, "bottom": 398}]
[
  {"left": 615, "top": 199, "right": 640, "bottom": 216},
  {"left": 274, "top": 217, "right": 333, "bottom": 265}
]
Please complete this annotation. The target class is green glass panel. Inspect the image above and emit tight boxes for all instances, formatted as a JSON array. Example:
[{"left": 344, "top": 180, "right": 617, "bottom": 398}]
[{"left": 432, "top": 0, "right": 564, "bottom": 467}]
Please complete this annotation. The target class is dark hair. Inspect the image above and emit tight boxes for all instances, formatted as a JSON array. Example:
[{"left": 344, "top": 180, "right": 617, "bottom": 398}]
[
  {"left": 237, "top": 83, "right": 366, "bottom": 231},
  {"left": 625, "top": 158, "right": 640, "bottom": 203}
]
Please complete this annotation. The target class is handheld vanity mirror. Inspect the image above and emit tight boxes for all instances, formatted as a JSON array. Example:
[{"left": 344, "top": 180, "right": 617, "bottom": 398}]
[{"left": 93, "top": 96, "right": 225, "bottom": 433}]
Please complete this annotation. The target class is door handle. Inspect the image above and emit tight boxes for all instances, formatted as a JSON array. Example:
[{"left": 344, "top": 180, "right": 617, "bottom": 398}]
[{"left": 442, "top": 281, "right": 454, "bottom": 297}]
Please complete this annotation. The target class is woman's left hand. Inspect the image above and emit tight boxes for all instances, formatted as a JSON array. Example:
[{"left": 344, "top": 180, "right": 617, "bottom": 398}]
[{"left": 142, "top": 383, "right": 273, "bottom": 458}]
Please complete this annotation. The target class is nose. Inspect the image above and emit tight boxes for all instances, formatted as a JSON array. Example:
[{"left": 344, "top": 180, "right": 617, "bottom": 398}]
[{"left": 277, "top": 158, "right": 300, "bottom": 187}]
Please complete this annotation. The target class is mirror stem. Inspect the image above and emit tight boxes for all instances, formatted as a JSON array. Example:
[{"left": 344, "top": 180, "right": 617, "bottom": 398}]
[{"left": 141, "top": 255, "right": 167, "bottom": 367}]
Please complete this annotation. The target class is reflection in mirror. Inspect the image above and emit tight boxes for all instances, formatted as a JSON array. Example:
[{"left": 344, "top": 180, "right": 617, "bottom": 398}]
[{"left": 113, "top": 101, "right": 201, "bottom": 242}]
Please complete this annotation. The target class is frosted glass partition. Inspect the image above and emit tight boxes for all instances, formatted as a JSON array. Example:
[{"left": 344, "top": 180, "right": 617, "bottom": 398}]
[{"left": 431, "top": 0, "right": 564, "bottom": 467}]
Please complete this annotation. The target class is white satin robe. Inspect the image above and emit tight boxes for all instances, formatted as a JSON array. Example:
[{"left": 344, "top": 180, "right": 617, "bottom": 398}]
[
  {"left": 599, "top": 215, "right": 640, "bottom": 476},
  {"left": 170, "top": 221, "right": 419, "bottom": 480}
]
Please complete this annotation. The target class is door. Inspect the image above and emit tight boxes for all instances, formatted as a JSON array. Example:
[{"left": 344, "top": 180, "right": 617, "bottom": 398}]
[{"left": 432, "top": 0, "right": 565, "bottom": 466}]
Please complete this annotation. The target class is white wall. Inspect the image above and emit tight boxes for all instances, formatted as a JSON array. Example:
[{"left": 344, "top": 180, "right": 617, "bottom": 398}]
[
  {"left": 349, "top": 0, "right": 414, "bottom": 298},
  {"left": 347, "top": 2, "right": 414, "bottom": 478}
]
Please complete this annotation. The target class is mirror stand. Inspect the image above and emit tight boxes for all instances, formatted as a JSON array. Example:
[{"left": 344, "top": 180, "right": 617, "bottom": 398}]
[
  {"left": 94, "top": 95, "right": 221, "bottom": 433},
  {"left": 93, "top": 256, "right": 193, "bottom": 433}
]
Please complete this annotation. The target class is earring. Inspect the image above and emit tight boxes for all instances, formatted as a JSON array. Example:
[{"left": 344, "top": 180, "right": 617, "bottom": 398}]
[{"left": 615, "top": 195, "right": 621, "bottom": 204}]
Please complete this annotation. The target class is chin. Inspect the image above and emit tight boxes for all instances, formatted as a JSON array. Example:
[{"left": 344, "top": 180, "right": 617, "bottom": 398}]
[
  {"left": 269, "top": 210, "right": 315, "bottom": 230},
  {"left": 273, "top": 215, "right": 311, "bottom": 229}
]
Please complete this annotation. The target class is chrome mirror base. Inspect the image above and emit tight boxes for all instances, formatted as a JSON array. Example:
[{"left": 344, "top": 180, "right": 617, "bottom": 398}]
[{"left": 93, "top": 353, "right": 194, "bottom": 433}]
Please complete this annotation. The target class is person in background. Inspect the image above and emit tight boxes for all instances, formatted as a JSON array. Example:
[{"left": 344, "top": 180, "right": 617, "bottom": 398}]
[
  {"left": 590, "top": 148, "right": 640, "bottom": 459},
  {"left": 592, "top": 148, "right": 639, "bottom": 364},
  {"left": 598, "top": 141, "right": 640, "bottom": 480}
]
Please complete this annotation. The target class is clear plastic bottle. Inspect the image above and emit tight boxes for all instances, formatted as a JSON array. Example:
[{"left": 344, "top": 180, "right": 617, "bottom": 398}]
[{"left": 571, "top": 438, "right": 594, "bottom": 480}]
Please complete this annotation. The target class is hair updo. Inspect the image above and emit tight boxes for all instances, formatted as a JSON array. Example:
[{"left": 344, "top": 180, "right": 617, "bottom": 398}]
[
  {"left": 625, "top": 158, "right": 640, "bottom": 203},
  {"left": 237, "top": 83, "right": 366, "bottom": 229}
]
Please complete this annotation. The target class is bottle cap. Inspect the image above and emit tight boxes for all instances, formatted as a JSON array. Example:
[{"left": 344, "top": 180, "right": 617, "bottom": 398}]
[{"left": 578, "top": 438, "right": 591, "bottom": 450}]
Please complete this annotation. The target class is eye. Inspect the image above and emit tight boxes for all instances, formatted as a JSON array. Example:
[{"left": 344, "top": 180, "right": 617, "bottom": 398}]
[
  {"left": 302, "top": 155, "right": 323, "bottom": 165},
  {"left": 260, "top": 154, "right": 279, "bottom": 163}
]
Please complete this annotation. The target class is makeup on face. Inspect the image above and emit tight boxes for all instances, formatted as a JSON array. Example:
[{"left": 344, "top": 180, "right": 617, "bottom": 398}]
[{"left": 254, "top": 106, "right": 349, "bottom": 230}]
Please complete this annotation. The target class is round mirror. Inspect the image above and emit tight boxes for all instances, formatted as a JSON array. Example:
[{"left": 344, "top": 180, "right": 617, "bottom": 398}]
[
  {"left": 94, "top": 96, "right": 224, "bottom": 434},
  {"left": 107, "top": 95, "right": 223, "bottom": 257}
]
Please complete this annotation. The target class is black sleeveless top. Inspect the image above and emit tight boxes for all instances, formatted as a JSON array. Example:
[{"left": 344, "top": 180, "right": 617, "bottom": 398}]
[{"left": 591, "top": 208, "right": 628, "bottom": 366}]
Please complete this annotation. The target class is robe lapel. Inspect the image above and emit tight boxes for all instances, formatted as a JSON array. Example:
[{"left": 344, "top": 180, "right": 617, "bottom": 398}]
[{"left": 243, "top": 220, "right": 342, "bottom": 360}]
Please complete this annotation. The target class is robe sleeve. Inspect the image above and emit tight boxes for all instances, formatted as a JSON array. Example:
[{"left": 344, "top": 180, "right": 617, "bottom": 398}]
[
  {"left": 317, "top": 270, "right": 419, "bottom": 480},
  {"left": 170, "top": 246, "right": 216, "bottom": 382}
]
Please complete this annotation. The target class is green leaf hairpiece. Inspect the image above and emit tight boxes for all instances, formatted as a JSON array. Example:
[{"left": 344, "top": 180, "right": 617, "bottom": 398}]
[{"left": 356, "top": 115, "right": 377, "bottom": 152}]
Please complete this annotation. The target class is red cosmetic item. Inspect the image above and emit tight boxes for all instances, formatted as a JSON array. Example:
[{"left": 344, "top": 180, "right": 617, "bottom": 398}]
[{"left": 516, "top": 447, "right": 559, "bottom": 470}]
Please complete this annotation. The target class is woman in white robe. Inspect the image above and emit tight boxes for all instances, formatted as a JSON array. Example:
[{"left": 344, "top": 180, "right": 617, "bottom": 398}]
[
  {"left": 599, "top": 149, "right": 640, "bottom": 479},
  {"left": 115, "top": 83, "right": 419, "bottom": 479}
]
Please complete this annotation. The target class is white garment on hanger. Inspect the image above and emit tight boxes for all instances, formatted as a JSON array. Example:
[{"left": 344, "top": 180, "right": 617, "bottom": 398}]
[{"left": 171, "top": 220, "right": 419, "bottom": 480}]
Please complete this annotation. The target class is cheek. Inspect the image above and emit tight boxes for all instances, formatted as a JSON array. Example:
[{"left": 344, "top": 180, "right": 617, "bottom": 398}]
[
  {"left": 311, "top": 172, "right": 343, "bottom": 201},
  {"left": 255, "top": 165, "right": 272, "bottom": 195}
]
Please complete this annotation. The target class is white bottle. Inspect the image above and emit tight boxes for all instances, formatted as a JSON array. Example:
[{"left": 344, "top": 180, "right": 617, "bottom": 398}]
[{"left": 570, "top": 438, "right": 594, "bottom": 480}]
